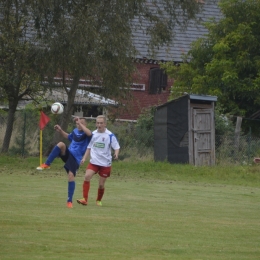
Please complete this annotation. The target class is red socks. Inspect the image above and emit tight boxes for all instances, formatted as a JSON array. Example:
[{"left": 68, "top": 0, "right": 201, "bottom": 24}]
[
  {"left": 97, "top": 188, "right": 105, "bottom": 201},
  {"left": 83, "top": 181, "right": 90, "bottom": 203},
  {"left": 83, "top": 181, "right": 105, "bottom": 203}
]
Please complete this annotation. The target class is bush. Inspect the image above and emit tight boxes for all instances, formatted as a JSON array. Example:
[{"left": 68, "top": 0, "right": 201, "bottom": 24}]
[{"left": 135, "top": 106, "right": 156, "bottom": 149}]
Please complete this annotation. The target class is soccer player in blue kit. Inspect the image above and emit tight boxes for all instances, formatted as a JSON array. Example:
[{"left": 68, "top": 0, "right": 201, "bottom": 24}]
[{"left": 36, "top": 117, "right": 92, "bottom": 208}]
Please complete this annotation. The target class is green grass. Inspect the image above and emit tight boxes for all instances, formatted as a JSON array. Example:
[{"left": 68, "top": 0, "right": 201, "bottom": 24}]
[{"left": 0, "top": 156, "right": 260, "bottom": 259}]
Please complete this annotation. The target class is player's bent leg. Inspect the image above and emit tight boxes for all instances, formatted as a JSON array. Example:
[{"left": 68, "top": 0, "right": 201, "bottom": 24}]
[
  {"left": 56, "top": 142, "right": 67, "bottom": 155},
  {"left": 84, "top": 168, "right": 96, "bottom": 181}
]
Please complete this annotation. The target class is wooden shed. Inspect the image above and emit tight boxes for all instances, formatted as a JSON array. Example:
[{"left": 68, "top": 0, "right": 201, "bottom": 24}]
[{"left": 154, "top": 94, "right": 217, "bottom": 166}]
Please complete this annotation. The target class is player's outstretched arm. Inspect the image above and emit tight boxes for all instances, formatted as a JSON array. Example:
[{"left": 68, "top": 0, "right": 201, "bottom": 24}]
[
  {"left": 80, "top": 124, "right": 92, "bottom": 136},
  {"left": 54, "top": 125, "right": 69, "bottom": 139},
  {"left": 74, "top": 117, "right": 92, "bottom": 136}
]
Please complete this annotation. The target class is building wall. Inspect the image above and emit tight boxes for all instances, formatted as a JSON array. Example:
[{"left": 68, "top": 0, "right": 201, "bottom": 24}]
[{"left": 115, "top": 61, "right": 173, "bottom": 120}]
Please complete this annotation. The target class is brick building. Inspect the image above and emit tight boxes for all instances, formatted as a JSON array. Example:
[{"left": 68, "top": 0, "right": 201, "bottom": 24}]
[
  {"left": 114, "top": 0, "right": 221, "bottom": 120},
  {"left": 11, "top": 1, "right": 220, "bottom": 120},
  {"left": 114, "top": 60, "right": 173, "bottom": 120}
]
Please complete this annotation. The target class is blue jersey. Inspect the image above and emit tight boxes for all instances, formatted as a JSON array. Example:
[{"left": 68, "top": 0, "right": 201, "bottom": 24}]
[{"left": 68, "top": 128, "right": 92, "bottom": 165}]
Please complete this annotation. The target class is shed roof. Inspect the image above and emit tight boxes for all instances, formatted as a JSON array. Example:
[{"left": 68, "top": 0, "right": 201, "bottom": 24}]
[
  {"left": 156, "top": 94, "right": 217, "bottom": 109},
  {"left": 189, "top": 94, "right": 217, "bottom": 102}
]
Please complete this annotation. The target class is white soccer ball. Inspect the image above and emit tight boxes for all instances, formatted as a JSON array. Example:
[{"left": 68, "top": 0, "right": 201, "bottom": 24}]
[{"left": 51, "top": 102, "right": 64, "bottom": 114}]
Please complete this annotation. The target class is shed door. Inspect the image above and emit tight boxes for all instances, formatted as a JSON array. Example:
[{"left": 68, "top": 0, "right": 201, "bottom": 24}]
[{"left": 192, "top": 109, "right": 215, "bottom": 166}]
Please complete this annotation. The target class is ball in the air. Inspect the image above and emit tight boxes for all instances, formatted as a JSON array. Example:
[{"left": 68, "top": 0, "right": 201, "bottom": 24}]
[{"left": 51, "top": 102, "right": 64, "bottom": 114}]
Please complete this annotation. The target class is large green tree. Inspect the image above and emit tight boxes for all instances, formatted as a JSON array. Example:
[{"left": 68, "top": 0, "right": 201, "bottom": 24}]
[
  {"left": 164, "top": 0, "right": 260, "bottom": 123},
  {"left": 33, "top": 0, "right": 205, "bottom": 149},
  {"left": 0, "top": 0, "right": 45, "bottom": 153},
  {"left": 1, "top": 0, "right": 205, "bottom": 152}
]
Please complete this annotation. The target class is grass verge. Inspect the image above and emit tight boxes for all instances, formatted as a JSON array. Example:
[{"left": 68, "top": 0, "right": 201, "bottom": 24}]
[{"left": 0, "top": 156, "right": 260, "bottom": 260}]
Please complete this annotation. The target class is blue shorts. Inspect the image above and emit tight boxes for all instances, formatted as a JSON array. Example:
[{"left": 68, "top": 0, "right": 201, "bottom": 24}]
[{"left": 60, "top": 147, "right": 79, "bottom": 176}]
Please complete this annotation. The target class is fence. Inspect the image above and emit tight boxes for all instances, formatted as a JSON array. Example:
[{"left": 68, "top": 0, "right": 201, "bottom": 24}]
[
  {"left": 0, "top": 110, "right": 259, "bottom": 165},
  {"left": 215, "top": 134, "right": 260, "bottom": 165}
]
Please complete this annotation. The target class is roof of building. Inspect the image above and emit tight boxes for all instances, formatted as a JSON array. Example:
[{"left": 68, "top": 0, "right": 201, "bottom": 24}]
[
  {"left": 23, "top": 1, "right": 221, "bottom": 63},
  {"left": 132, "top": 0, "right": 221, "bottom": 62},
  {"left": 39, "top": 78, "right": 118, "bottom": 106},
  {"left": 0, "top": 88, "right": 118, "bottom": 111},
  {"left": 46, "top": 88, "right": 118, "bottom": 106},
  {"left": 7, "top": 0, "right": 221, "bottom": 64}
]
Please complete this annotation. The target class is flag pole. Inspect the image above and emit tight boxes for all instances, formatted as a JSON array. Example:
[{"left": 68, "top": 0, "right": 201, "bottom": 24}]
[
  {"left": 38, "top": 111, "right": 50, "bottom": 167},
  {"left": 40, "top": 129, "right": 43, "bottom": 165}
]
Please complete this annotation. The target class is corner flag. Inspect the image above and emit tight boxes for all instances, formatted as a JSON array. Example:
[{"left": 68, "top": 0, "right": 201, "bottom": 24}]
[{"left": 39, "top": 111, "right": 50, "bottom": 130}]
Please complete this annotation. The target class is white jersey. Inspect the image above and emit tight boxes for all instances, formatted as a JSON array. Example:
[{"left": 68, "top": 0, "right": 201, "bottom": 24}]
[{"left": 88, "top": 129, "right": 120, "bottom": 167}]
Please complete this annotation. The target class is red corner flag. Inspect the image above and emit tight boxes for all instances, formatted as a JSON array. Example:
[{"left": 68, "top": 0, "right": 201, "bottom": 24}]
[{"left": 39, "top": 111, "right": 50, "bottom": 130}]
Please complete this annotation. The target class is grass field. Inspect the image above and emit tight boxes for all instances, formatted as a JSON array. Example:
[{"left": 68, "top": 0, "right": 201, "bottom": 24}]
[{"left": 0, "top": 156, "right": 260, "bottom": 260}]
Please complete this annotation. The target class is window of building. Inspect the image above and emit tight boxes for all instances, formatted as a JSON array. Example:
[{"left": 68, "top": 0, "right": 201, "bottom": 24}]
[{"left": 149, "top": 68, "right": 168, "bottom": 94}]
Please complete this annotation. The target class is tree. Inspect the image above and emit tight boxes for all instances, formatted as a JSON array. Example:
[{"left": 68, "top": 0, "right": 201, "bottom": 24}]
[
  {"left": 163, "top": 0, "right": 260, "bottom": 125},
  {"left": 0, "top": 0, "right": 205, "bottom": 152},
  {"left": 0, "top": 0, "right": 45, "bottom": 153},
  {"left": 32, "top": 0, "right": 205, "bottom": 151}
]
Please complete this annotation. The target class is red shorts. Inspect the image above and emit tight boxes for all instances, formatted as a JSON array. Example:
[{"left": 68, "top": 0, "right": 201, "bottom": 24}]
[{"left": 87, "top": 163, "right": 111, "bottom": 178}]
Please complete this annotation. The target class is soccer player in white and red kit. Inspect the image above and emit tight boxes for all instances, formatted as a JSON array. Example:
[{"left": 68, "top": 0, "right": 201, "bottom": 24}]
[{"left": 77, "top": 115, "right": 120, "bottom": 206}]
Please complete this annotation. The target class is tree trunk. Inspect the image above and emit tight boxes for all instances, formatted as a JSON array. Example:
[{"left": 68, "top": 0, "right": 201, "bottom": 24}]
[
  {"left": 1, "top": 100, "right": 18, "bottom": 153},
  {"left": 45, "top": 76, "right": 80, "bottom": 155}
]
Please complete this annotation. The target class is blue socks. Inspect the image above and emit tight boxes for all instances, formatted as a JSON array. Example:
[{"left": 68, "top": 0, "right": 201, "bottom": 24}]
[
  {"left": 46, "top": 146, "right": 61, "bottom": 165},
  {"left": 67, "top": 181, "right": 75, "bottom": 203},
  {"left": 45, "top": 146, "right": 75, "bottom": 203}
]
